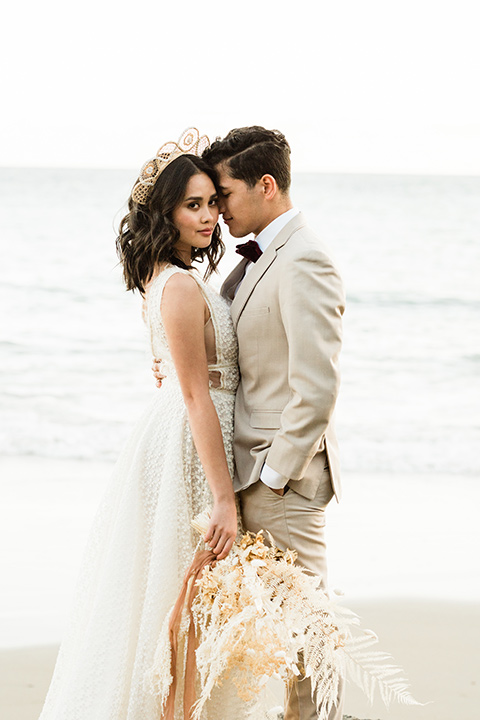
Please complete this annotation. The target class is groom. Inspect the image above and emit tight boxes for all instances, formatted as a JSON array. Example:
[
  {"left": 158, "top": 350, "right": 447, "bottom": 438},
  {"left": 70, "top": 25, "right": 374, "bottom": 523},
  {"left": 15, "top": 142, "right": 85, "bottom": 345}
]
[
  {"left": 154, "top": 126, "right": 345, "bottom": 719},
  {"left": 205, "top": 127, "right": 346, "bottom": 720}
]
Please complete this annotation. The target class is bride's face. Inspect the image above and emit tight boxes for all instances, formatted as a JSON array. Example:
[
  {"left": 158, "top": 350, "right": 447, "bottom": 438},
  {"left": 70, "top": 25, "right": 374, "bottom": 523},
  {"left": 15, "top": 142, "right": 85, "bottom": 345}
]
[{"left": 172, "top": 173, "right": 219, "bottom": 260}]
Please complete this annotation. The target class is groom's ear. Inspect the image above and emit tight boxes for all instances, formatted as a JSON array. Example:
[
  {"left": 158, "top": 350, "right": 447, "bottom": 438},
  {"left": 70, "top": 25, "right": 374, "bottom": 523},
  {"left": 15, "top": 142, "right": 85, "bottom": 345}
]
[{"left": 259, "top": 174, "right": 278, "bottom": 201}]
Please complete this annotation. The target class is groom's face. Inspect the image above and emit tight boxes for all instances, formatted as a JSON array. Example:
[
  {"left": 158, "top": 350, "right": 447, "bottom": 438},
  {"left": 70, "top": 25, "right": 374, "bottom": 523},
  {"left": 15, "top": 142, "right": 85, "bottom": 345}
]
[{"left": 215, "top": 163, "right": 267, "bottom": 238}]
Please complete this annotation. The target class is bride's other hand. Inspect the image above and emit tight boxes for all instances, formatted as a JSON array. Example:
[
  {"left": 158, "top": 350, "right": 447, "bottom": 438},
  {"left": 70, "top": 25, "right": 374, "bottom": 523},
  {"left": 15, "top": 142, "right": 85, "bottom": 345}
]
[
  {"left": 205, "top": 499, "right": 237, "bottom": 560},
  {"left": 152, "top": 357, "right": 166, "bottom": 387}
]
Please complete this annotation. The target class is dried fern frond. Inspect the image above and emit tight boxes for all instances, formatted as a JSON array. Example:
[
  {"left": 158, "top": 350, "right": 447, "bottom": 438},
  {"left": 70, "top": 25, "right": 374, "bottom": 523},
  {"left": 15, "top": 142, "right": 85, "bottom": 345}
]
[{"left": 148, "top": 508, "right": 421, "bottom": 719}]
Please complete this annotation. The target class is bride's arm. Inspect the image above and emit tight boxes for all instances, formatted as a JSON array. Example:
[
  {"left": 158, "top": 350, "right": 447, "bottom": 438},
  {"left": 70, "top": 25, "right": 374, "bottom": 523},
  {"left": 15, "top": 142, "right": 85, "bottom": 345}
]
[{"left": 161, "top": 272, "right": 237, "bottom": 561}]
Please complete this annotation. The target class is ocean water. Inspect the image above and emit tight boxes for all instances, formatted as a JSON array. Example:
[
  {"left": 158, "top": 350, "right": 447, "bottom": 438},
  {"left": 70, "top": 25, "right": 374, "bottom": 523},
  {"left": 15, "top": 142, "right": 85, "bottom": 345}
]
[{"left": 1, "top": 168, "right": 479, "bottom": 476}]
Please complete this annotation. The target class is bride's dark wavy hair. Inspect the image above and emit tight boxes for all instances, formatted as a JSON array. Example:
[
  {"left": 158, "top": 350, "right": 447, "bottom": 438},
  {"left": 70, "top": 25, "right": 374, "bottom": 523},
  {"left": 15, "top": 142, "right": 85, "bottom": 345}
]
[{"left": 116, "top": 155, "right": 224, "bottom": 293}]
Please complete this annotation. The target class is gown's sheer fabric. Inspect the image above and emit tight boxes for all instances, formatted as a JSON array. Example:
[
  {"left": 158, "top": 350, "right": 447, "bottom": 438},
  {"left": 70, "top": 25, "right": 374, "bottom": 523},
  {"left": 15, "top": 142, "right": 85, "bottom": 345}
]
[{"left": 38, "top": 265, "right": 248, "bottom": 720}]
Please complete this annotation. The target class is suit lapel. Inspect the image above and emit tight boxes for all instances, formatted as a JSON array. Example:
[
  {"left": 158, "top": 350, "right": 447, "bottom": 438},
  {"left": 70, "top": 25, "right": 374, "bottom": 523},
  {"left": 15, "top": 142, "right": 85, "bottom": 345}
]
[
  {"left": 230, "top": 212, "right": 307, "bottom": 328},
  {"left": 220, "top": 257, "right": 249, "bottom": 302}
]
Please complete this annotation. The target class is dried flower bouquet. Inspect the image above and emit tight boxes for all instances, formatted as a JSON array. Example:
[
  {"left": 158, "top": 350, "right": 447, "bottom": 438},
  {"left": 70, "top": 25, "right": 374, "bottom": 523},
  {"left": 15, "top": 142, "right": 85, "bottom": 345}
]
[{"left": 147, "top": 509, "right": 420, "bottom": 720}]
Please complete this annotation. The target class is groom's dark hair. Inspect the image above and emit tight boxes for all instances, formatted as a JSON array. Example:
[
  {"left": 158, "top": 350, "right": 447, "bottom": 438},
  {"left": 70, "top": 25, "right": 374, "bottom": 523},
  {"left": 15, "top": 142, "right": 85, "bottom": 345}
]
[{"left": 203, "top": 126, "right": 291, "bottom": 193}]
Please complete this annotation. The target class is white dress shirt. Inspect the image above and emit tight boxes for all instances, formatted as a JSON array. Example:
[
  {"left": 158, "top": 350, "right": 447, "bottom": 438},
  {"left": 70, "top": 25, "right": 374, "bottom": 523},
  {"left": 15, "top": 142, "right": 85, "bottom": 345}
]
[
  {"left": 243, "top": 207, "right": 300, "bottom": 276},
  {"left": 237, "top": 207, "right": 300, "bottom": 490}
]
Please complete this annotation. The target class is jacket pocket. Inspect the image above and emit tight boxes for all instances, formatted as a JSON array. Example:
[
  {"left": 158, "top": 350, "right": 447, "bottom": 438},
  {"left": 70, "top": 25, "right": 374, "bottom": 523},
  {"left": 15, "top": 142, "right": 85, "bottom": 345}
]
[
  {"left": 242, "top": 306, "right": 270, "bottom": 317},
  {"left": 250, "top": 410, "right": 282, "bottom": 429}
]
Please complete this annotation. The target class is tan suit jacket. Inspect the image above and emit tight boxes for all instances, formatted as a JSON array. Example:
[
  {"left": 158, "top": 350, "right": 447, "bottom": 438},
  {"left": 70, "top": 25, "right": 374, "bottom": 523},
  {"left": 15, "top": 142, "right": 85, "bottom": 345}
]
[{"left": 221, "top": 212, "right": 345, "bottom": 502}]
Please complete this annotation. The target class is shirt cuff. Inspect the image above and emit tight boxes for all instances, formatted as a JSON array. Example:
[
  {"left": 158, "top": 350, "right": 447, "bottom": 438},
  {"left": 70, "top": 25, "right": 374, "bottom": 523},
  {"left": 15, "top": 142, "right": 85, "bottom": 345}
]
[{"left": 260, "top": 463, "right": 288, "bottom": 490}]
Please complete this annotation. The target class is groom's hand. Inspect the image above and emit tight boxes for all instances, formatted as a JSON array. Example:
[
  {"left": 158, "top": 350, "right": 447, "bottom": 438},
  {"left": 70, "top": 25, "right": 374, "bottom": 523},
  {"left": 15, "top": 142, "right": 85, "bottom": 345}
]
[
  {"left": 263, "top": 484, "right": 289, "bottom": 496},
  {"left": 152, "top": 357, "right": 166, "bottom": 388}
]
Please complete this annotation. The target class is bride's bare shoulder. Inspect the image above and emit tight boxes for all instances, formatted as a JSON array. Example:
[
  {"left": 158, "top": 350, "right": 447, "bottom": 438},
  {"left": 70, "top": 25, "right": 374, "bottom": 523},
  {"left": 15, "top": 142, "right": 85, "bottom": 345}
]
[
  {"left": 163, "top": 269, "right": 199, "bottom": 293},
  {"left": 161, "top": 270, "right": 204, "bottom": 316}
]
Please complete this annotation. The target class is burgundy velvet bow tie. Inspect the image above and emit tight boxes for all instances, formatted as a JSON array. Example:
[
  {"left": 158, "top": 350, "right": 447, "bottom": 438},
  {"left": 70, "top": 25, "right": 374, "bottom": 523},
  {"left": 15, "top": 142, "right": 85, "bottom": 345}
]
[{"left": 235, "top": 239, "right": 263, "bottom": 263}]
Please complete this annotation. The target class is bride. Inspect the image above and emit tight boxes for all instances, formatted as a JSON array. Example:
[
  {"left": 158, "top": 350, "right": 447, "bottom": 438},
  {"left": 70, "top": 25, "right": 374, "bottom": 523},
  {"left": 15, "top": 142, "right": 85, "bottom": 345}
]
[{"left": 38, "top": 129, "right": 247, "bottom": 720}]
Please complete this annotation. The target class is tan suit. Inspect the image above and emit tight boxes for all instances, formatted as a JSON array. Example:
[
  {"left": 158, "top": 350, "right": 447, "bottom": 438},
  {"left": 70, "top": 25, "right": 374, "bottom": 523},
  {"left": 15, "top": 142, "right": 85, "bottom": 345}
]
[{"left": 221, "top": 212, "right": 346, "bottom": 720}]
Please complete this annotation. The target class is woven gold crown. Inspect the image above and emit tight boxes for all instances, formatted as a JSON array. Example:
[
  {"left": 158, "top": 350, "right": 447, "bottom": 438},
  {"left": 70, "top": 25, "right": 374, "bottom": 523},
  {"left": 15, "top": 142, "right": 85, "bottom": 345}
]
[{"left": 132, "top": 127, "right": 210, "bottom": 205}]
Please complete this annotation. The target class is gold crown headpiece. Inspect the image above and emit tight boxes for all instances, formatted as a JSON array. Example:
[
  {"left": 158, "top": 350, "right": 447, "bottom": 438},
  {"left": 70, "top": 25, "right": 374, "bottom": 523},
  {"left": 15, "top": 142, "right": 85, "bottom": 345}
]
[{"left": 132, "top": 127, "right": 210, "bottom": 205}]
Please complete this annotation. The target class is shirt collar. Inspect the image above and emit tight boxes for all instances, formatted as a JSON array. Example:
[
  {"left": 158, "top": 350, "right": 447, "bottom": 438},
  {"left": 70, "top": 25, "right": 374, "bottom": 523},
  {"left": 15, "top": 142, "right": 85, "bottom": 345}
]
[{"left": 255, "top": 207, "right": 300, "bottom": 253}]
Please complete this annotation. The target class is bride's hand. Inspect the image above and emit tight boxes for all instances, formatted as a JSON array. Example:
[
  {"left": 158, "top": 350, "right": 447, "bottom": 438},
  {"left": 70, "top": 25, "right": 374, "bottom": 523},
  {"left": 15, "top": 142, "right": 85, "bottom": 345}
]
[{"left": 204, "top": 498, "right": 237, "bottom": 561}]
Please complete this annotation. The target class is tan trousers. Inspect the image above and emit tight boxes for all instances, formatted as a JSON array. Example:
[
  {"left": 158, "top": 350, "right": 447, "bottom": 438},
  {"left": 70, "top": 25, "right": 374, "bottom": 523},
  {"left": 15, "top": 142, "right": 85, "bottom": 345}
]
[{"left": 239, "top": 470, "right": 345, "bottom": 720}]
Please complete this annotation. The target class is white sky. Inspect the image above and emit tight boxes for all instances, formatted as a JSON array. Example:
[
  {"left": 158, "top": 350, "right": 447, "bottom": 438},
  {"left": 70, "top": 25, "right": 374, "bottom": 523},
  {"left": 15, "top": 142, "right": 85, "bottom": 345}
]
[{"left": 2, "top": 0, "right": 480, "bottom": 174}]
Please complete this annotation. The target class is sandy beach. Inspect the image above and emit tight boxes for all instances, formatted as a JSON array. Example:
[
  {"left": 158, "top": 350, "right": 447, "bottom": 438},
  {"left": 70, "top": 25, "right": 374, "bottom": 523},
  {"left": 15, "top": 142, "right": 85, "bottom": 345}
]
[
  {"left": 2, "top": 600, "right": 479, "bottom": 720},
  {"left": 1, "top": 457, "right": 479, "bottom": 719}
]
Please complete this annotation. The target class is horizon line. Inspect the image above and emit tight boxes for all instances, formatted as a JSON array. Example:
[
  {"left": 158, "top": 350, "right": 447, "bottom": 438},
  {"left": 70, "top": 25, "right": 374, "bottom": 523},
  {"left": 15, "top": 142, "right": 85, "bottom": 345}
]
[{"left": 1, "top": 165, "right": 479, "bottom": 179}]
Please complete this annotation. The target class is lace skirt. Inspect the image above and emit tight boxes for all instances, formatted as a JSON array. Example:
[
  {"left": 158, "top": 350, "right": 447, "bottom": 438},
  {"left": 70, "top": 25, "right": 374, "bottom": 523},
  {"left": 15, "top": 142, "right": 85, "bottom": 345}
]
[{"left": 38, "top": 379, "right": 247, "bottom": 720}]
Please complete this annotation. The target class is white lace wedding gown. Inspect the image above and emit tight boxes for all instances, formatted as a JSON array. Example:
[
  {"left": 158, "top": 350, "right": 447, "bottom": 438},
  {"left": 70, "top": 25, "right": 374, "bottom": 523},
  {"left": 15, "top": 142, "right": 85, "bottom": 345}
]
[{"left": 38, "top": 265, "right": 248, "bottom": 720}]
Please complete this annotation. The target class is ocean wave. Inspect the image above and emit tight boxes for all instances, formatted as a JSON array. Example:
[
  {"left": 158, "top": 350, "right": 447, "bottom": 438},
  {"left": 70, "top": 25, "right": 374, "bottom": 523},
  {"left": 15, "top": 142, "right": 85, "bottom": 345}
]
[{"left": 346, "top": 293, "right": 480, "bottom": 308}]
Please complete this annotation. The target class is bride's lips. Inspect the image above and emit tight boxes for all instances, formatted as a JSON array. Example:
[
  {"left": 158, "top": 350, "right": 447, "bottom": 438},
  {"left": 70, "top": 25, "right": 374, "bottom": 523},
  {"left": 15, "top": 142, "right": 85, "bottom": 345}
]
[{"left": 198, "top": 228, "right": 213, "bottom": 236}]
